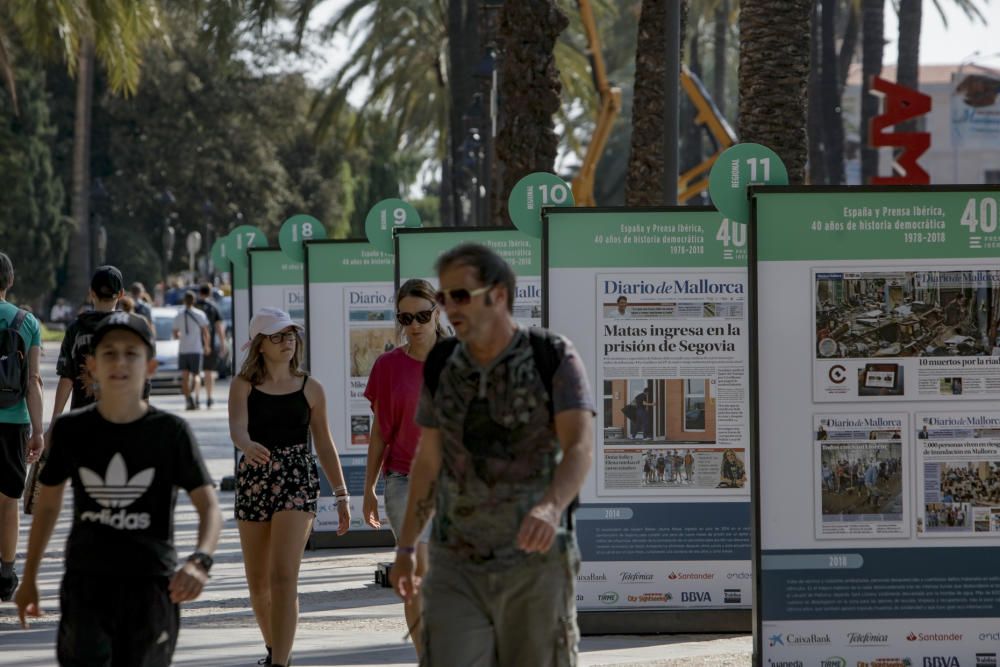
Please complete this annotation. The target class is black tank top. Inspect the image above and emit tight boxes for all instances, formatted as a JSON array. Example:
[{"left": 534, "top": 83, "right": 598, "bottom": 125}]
[{"left": 247, "top": 375, "right": 311, "bottom": 448}]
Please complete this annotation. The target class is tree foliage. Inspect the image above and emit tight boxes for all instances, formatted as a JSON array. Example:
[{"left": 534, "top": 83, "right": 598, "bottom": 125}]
[{"left": 0, "top": 51, "right": 69, "bottom": 304}]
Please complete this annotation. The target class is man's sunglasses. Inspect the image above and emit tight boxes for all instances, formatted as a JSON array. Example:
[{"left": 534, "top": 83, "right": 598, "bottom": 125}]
[
  {"left": 396, "top": 308, "right": 436, "bottom": 326},
  {"left": 267, "top": 331, "right": 298, "bottom": 344},
  {"left": 434, "top": 285, "right": 491, "bottom": 307}
]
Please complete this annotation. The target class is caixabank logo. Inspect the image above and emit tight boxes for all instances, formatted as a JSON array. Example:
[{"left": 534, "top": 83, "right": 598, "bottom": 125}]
[{"left": 768, "top": 633, "right": 831, "bottom": 647}]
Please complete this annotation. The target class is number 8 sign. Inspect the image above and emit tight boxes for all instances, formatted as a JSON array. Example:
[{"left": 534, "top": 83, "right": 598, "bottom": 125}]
[{"left": 279, "top": 214, "right": 327, "bottom": 262}]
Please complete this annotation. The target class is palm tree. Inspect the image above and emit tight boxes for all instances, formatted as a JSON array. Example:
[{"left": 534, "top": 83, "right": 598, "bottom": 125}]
[
  {"left": 292, "top": 0, "right": 604, "bottom": 225},
  {"left": 624, "top": 0, "right": 668, "bottom": 206},
  {"left": 493, "top": 0, "right": 569, "bottom": 224},
  {"left": 2, "top": 1, "right": 160, "bottom": 301},
  {"left": 739, "top": 0, "right": 812, "bottom": 184},
  {"left": 895, "top": 0, "right": 984, "bottom": 135},
  {"left": 859, "top": 0, "right": 882, "bottom": 184}
]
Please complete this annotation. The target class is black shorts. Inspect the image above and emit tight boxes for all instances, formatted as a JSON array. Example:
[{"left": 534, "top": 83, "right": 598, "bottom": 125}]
[
  {"left": 178, "top": 353, "right": 203, "bottom": 373},
  {"left": 57, "top": 571, "right": 178, "bottom": 667},
  {"left": 202, "top": 351, "right": 218, "bottom": 372},
  {"left": 0, "top": 422, "right": 29, "bottom": 498},
  {"left": 235, "top": 443, "right": 320, "bottom": 521}
]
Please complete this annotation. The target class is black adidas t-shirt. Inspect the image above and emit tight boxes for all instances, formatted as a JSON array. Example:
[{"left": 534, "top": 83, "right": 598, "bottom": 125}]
[{"left": 39, "top": 406, "right": 212, "bottom": 577}]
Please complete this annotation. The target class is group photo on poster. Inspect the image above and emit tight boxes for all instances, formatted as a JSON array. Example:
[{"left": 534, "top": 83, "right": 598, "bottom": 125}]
[
  {"left": 813, "top": 268, "right": 1000, "bottom": 401},
  {"left": 596, "top": 271, "right": 748, "bottom": 497},
  {"left": 916, "top": 412, "right": 1000, "bottom": 536},
  {"left": 813, "top": 414, "right": 909, "bottom": 538}
]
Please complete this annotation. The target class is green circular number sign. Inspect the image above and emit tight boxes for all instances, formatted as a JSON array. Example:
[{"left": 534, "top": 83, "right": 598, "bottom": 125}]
[
  {"left": 708, "top": 143, "right": 789, "bottom": 223},
  {"left": 210, "top": 237, "right": 230, "bottom": 272},
  {"left": 225, "top": 225, "right": 268, "bottom": 269},
  {"left": 279, "top": 214, "right": 326, "bottom": 262},
  {"left": 365, "top": 199, "right": 421, "bottom": 254},
  {"left": 507, "top": 172, "right": 575, "bottom": 238}
]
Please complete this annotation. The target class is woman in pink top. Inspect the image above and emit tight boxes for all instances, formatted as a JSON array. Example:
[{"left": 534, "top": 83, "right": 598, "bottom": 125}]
[{"left": 363, "top": 279, "right": 446, "bottom": 658}]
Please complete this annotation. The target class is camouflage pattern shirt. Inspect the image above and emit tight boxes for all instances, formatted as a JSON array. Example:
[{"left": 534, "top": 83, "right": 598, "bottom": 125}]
[{"left": 416, "top": 327, "right": 595, "bottom": 571}]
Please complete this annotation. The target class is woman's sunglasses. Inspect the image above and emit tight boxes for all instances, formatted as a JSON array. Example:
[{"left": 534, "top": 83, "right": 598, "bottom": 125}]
[
  {"left": 396, "top": 309, "right": 436, "bottom": 326},
  {"left": 434, "top": 285, "right": 491, "bottom": 307},
  {"left": 267, "top": 331, "right": 298, "bottom": 344}
]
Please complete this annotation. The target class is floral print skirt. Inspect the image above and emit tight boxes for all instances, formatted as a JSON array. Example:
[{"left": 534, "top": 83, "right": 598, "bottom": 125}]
[{"left": 235, "top": 442, "right": 320, "bottom": 521}]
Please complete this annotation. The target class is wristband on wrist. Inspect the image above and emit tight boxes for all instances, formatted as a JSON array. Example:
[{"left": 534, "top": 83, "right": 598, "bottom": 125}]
[
  {"left": 336, "top": 495, "right": 350, "bottom": 505},
  {"left": 333, "top": 485, "right": 348, "bottom": 494},
  {"left": 396, "top": 545, "right": 416, "bottom": 555}
]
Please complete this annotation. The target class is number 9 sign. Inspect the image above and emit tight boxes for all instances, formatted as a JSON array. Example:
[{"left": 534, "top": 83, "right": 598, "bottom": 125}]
[
  {"left": 279, "top": 214, "right": 327, "bottom": 262},
  {"left": 365, "top": 198, "right": 421, "bottom": 254}
]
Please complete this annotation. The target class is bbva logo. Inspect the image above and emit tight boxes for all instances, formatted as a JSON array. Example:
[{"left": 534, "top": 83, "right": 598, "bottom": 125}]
[{"left": 680, "top": 592, "right": 711, "bottom": 602}]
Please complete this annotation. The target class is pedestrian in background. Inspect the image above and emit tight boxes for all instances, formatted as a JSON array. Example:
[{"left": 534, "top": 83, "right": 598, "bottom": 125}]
[
  {"left": 391, "top": 244, "right": 595, "bottom": 667},
  {"left": 362, "top": 278, "right": 447, "bottom": 658},
  {"left": 0, "top": 252, "right": 43, "bottom": 603},
  {"left": 195, "top": 284, "right": 227, "bottom": 409},
  {"left": 173, "top": 291, "right": 209, "bottom": 411},
  {"left": 229, "top": 307, "right": 351, "bottom": 667}
]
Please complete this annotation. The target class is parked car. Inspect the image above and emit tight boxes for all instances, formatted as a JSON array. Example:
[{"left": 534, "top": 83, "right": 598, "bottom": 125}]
[{"left": 151, "top": 307, "right": 182, "bottom": 393}]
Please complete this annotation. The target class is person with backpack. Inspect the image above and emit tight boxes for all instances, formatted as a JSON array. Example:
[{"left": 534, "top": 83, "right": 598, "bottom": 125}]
[
  {"left": 49, "top": 266, "right": 125, "bottom": 421},
  {"left": 14, "top": 312, "right": 221, "bottom": 665},
  {"left": 195, "top": 284, "right": 227, "bottom": 409},
  {"left": 362, "top": 278, "right": 448, "bottom": 659},
  {"left": 390, "top": 243, "right": 595, "bottom": 666},
  {"left": 0, "top": 252, "right": 44, "bottom": 603},
  {"left": 173, "top": 291, "right": 210, "bottom": 411}
]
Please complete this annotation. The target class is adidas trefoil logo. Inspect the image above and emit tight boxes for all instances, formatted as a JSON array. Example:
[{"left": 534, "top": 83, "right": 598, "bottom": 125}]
[
  {"left": 79, "top": 454, "right": 154, "bottom": 531},
  {"left": 81, "top": 453, "right": 154, "bottom": 508}
]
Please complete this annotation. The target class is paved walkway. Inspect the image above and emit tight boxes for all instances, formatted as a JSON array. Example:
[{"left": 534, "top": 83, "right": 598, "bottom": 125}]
[{"left": 0, "top": 343, "right": 752, "bottom": 666}]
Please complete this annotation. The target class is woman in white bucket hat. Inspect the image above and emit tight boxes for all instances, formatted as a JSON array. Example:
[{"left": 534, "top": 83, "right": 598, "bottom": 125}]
[{"left": 229, "top": 307, "right": 350, "bottom": 667}]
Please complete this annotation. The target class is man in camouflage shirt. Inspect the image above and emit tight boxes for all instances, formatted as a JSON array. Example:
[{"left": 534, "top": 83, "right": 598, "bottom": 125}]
[{"left": 391, "top": 243, "right": 595, "bottom": 667}]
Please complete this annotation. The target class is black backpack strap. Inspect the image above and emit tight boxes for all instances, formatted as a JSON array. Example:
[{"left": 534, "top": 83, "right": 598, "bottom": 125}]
[
  {"left": 423, "top": 337, "right": 461, "bottom": 397},
  {"left": 527, "top": 327, "right": 563, "bottom": 416},
  {"left": 10, "top": 309, "right": 27, "bottom": 335}
]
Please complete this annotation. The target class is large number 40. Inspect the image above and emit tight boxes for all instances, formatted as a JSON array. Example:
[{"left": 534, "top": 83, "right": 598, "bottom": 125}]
[
  {"left": 960, "top": 197, "right": 998, "bottom": 234},
  {"left": 715, "top": 218, "right": 746, "bottom": 247}
]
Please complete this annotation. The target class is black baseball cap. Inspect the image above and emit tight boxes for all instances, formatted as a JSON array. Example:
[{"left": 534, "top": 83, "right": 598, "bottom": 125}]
[
  {"left": 91, "top": 265, "right": 124, "bottom": 299},
  {"left": 92, "top": 312, "right": 156, "bottom": 353}
]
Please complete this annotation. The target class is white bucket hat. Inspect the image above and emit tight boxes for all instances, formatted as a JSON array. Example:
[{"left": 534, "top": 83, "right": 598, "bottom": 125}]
[{"left": 243, "top": 307, "right": 304, "bottom": 350}]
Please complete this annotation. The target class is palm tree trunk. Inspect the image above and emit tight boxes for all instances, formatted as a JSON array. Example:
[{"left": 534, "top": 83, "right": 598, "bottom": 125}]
[
  {"left": 448, "top": 0, "right": 479, "bottom": 226},
  {"left": 738, "top": 0, "right": 812, "bottom": 184},
  {"left": 820, "top": 0, "right": 845, "bottom": 184},
  {"left": 494, "top": 0, "right": 567, "bottom": 225},
  {"left": 808, "top": 1, "right": 826, "bottom": 184},
  {"left": 713, "top": 0, "right": 728, "bottom": 117},
  {"left": 682, "top": 28, "right": 703, "bottom": 179},
  {"left": 837, "top": 1, "right": 859, "bottom": 96},
  {"left": 625, "top": 0, "right": 667, "bottom": 206},
  {"left": 895, "top": 0, "right": 921, "bottom": 133},
  {"left": 65, "top": 37, "right": 95, "bottom": 302},
  {"left": 860, "top": 0, "right": 883, "bottom": 184}
]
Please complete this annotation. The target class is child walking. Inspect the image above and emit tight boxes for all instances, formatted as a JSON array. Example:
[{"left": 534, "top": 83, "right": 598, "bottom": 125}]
[
  {"left": 16, "top": 312, "right": 222, "bottom": 666},
  {"left": 229, "top": 307, "right": 351, "bottom": 667}
]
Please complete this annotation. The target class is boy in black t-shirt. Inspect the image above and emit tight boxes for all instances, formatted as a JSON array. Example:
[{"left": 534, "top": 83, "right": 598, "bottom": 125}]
[{"left": 15, "top": 312, "right": 221, "bottom": 666}]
